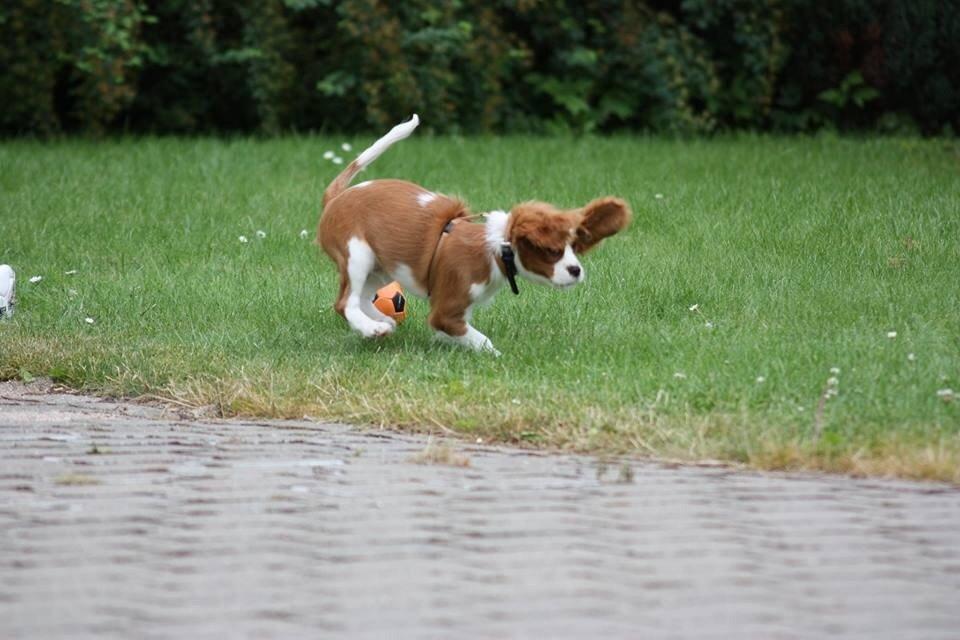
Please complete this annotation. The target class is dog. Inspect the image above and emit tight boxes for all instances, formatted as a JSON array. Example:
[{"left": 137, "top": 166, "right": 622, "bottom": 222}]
[{"left": 317, "top": 115, "right": 631, "bottom": 355}]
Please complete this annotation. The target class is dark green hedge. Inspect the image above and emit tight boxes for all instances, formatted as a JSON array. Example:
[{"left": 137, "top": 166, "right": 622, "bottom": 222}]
[{"left": 2, "top": 0, "right": 957, "bottom": 135}]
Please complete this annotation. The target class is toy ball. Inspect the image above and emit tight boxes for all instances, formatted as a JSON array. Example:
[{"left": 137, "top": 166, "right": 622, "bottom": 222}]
[{"left": 373, "top": 281, "right": 407, "bottom": 324}]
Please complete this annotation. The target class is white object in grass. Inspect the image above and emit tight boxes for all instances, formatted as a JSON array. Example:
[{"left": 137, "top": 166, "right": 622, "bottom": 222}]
[
  {"left": 0, "top": 264, "right": 15, "bottom": 318},
  {"left": 29, "top": 275, "right": 42, "bottom": 283},
  {"left": 887, "top": 331, "right": 897, "bottom": 338},
  {"left": 300, "top": 229, "right": 309, "bottom": 239},
  {"left": 341, "top": 143, "right": 352, "bottom": 152},
  {"left": 84, "top": 317, "right": 95, "bottom": 325},
  {"left": 239, "top": 235, "right": 249, "bottom": 243},
  {"left": 256, "top": 230, "right": 267, "bottom": 239},
  {"left": 323, "top": 150, "right": 335, "bottom": 160}
]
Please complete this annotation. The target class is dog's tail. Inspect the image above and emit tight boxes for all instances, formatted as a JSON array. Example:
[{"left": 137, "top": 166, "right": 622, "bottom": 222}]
[{"left": 322, "top": 114, "right": 420, "bottom": 208}]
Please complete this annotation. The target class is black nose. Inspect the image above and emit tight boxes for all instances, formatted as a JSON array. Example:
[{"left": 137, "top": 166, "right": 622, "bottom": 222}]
[{"left": 567, "top": 265, "right": 581, "bottom": 278}]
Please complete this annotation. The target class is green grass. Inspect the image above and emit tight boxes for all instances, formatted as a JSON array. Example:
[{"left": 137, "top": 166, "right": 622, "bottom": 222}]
[{"left": 2, "top": 134, "right": 959, "bottom": 481}]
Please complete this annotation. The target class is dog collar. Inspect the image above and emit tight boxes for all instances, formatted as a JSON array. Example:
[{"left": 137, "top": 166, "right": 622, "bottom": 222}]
[{"left": 500, "top": 243, "right": 520, "bottom": 295}]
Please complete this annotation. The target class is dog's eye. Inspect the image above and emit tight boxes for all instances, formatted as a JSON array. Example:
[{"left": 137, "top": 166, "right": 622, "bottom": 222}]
[{"left": 545, "top": 248, "right": 563, "bottom": 261}]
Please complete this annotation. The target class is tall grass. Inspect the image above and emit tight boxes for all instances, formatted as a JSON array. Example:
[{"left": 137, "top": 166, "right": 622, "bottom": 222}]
[{"left": 1, "top": 134, "right": 958, "bottom": 480}]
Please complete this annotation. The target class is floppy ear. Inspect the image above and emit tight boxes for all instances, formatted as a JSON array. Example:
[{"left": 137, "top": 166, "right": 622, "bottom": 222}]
[{"left": 574, "top": 197, "right": 631, "bottom": 253}]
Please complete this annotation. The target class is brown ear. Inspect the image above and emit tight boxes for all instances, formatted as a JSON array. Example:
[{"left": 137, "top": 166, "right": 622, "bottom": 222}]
[{"left": 574, "top": 197, "right": 631, "bottom": 253}]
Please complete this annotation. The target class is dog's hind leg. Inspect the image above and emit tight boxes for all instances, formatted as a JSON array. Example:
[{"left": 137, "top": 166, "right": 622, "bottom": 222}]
[
  {"left": 334, "top": 271, "right": 349, "bottom": 317},
  {"left": 343, "top": 238, "right": 395, "bottom": 338}
]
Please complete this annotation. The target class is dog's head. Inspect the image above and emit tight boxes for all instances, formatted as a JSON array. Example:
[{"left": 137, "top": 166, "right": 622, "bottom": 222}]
[{"left": 506, "top": 197, "right": 631, "bottom": 287}]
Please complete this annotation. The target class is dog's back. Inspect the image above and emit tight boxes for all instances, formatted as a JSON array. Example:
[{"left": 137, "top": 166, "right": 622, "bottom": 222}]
[{"left": 319, "top": 178, "right": 467, "bottom": 279}]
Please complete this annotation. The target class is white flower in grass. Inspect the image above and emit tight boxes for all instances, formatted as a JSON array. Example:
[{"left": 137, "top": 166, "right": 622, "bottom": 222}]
[
  {"left": 705, "top": 321, "right": 714, "bottom": 329},
  {"left": 936, "top": 388, "right": 954, "bottom": 402},
  {"left": 673, "top": 372, "right": 687, "bottom": 379},
  {"left": 688, "top": 303, "right": 699, "bottom": 312},
  {"left": 256, "top": 230, "right": 267, "bottom": 239},
  {"left": 300, "top": 229, "right": 309, "bottom": 239},
  {"left": 825, "top": 376, "right": 839, "bottom": 399},
  {"left": 830, "top": 367, "right": 840, "bottom": 375},
  {"left": 907, "top": 352, "right": 916, "bottom": 362},
  {"left": 238, "top": 235, "right": 249, "bottom": 243},
  {"left": 84, "top": 317, "right": 95, "bottom": 325},
  {"left": 887, "top": 331, "right": 897, "bottom": 339},
  {"left": 29, "top": 275, "right": 42, "bottom": 283},
  {"left": 755, "top": 376, "right": 765, "bottom": 384},
  {"left": 332, "top": 157, "right": 344, "bottom": 165},
  {"left": 341, "top": 143, "right": 352, "bottom": 152},
  {"left": 655, "top": 193, "right": 664, "bottom": 200},
  {"left": 323, "top": 150, "right": 335, "bottom": 160},
  {"left": 64, "top": 270, "right": 77, "bottom": 276}
]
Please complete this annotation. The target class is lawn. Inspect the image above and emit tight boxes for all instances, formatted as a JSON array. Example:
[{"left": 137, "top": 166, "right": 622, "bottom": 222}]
[{"left": 1, "top": 134, "right": 958, "bottom": 481}]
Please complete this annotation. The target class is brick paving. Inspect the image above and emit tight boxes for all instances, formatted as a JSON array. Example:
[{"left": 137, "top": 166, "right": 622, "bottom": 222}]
[{"left": 2, "top": 381, "right": 959, "bottom": 639}]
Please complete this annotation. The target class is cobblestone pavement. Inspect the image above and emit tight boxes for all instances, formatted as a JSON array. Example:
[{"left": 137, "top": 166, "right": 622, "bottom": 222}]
[{"left": 2, "top": 381, "right": 959, "bottom": 639}]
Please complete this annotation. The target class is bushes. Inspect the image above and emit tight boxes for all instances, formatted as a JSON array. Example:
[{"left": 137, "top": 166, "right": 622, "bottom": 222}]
[
  {"left": 1, "top": 0, "right": 957, "bottom": 135},
  {"left": 0, "top": 0, "right": 150, "bottom": 135}
]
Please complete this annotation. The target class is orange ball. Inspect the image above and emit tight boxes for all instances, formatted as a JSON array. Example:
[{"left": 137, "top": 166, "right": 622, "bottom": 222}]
[{"left": 372, "top": 281, "right": 407, "bottom": 324}]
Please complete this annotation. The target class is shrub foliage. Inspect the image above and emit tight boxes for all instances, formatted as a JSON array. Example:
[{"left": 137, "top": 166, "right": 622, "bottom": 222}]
[{"left": 1, "top": 0, "right": 957, "bottom": 135}]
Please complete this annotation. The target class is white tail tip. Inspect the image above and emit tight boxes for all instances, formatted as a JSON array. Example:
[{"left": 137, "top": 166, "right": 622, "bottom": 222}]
[{"left": 355, "top": 114, "right": 420, "bottom": 169}]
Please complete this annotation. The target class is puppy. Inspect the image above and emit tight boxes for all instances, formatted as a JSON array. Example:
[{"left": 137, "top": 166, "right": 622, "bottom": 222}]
[{"left": 317, "top": 115, "right": 630, "bottom": 355}]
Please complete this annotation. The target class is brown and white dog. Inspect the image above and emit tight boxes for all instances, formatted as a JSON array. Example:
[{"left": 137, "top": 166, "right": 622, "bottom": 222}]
[{"left": 317, "top": 115, "right": 631, "bottom": 355}]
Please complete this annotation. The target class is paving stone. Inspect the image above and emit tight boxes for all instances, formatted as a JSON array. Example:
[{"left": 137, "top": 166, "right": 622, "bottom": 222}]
[{"left": 1, "top": 382, "right": 959, "bottom": 639}]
